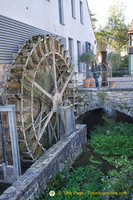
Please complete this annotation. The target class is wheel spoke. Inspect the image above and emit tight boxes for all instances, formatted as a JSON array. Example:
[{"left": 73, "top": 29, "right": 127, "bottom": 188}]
[
  {"left": 24, "top": 73, "right": 53, "bottom": 101},
  {"left": 52, "top": 71, "right": 65, "bottom": 94},
  {"left": 44, "top": 38, "right": 49, "bottom": 54},
  {"left": 34, "top": 109, "right": 51, "bottom": 130},
  {"left": 38, "top": 110, "right": 54, "bottom": 141},
  {"left": 56, "top": 64, "right": 62, "bottom": 76},
  {"left": 38, "top": 40, "right": 45, "bottom": 58},
  {"left": 49, "top": 120, "right": 57, "bottom": 142},
  {"left": 52, "top": 39, "right": 58, "bottom": 93},
  {"left": 23, "top": 81, "right": 52, "bottom": 106},
  {"left": 37, "top": 106, "right": 45, "bottom": 137},
  {"left": 61, "top": 69, "right": 75, "bottom": 96},
  {"left": 33, "top": 46, "right": 40, "bottom": 63}
]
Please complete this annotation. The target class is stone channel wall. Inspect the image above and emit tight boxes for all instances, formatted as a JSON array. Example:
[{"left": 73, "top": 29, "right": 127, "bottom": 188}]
[
  {"left": 78, "top": 88, "right": 133, "bottom": 118},
  {"left": 0, "top": 124, "right": 87, "bottom": 200}
]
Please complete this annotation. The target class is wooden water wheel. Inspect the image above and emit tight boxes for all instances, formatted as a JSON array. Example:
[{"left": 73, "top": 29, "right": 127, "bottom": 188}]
[{"left": 5, "top": 35, "right": 74, "bottom": 161}]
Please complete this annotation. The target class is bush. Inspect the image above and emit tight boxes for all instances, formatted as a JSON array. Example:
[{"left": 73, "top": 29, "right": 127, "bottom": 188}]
[
  {"left": 90, "top": 134, "right": 133, "bottom": 156},
  {"left": 107, "top": 52, "right": 129, "bottom": 77},
  {"left": 90, "top": 116, "right": 133, "bottom": 156},
  {"left": 107, "top": 52, "right": 121, "bottom": 69},
  {"left": 102, "top": 156, "right": 133, "bottom": 199}
]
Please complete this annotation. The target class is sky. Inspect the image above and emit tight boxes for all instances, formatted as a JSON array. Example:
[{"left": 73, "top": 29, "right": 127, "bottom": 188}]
[{"left": 87, "top": 0, "right": 133, "bottom": 29}]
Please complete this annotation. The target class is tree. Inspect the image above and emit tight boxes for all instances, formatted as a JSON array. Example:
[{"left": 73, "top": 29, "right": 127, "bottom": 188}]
[
  {"left": 107, "top": 52, "right": 122, "bottom": 69},
  {"left": 95, "top": 3, "right": 129, "bottom": 54},
  {"left": 107, "top": 52, "right": 129, "bottom": 77},
  {"left": 78, "top": 51, "right": 96, "bottom": 78},
  {"left": 119, "top": 55, "right": 128, "bottom": 69},
  {"left": 105, "top": 3, "right": 129, "bottom": 52},
  {"left": 89, "top": 10, "right": 97, "bottom": 31},
  {"left": 107, "top": 52, "right": 128, "bottom": 69},
  {"left": 95, "top": 30, "right": 108, "bottom": 54},
  {"left": 78, "top": 51, "right": 96, "bottom": 65}
]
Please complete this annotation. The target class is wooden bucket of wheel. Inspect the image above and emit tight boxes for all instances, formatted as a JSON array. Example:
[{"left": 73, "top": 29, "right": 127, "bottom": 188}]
[{"left": 83, "top": 79, "right": 90, "bottom": 88}]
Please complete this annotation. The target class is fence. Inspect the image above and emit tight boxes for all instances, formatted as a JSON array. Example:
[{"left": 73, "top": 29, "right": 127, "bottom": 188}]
[{"left": 79, "top": 69, "right": 133, "bottom": 89}]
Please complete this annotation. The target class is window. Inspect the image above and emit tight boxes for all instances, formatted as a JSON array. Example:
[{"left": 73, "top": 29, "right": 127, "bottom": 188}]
[
  {"left": 58, "top": 0, "right": 64, "bottom": 24},
  {"left": 85, "top": 42, "right": 91, "bottom": 53},
  {"left": 131, "top": 35, "right": 133, "bottom": 46},
  {"left": 130, "top": 55, "right": 133, "bottom": 74},
  {"left": 77, "top": 41, "right": 82, "bottom": 72},
  {"left": 80, "top": 1, "right": 83, "bottom": 24},
  {"left": 68, "top": 38, "right": 74, "bottom": 63},
  {"left": 71, "top": 0, "right": 76, "bottom": 18}
]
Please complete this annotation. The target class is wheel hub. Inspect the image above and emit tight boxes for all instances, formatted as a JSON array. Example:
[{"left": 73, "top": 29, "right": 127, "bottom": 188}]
[{"left": 53, "top": 92, "right": 62, "bottom": 110}]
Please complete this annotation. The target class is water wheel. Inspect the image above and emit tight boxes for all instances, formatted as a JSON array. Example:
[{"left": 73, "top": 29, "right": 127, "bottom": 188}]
[{"left": 5, "top": 35, "right": 74, "bottom": 161}]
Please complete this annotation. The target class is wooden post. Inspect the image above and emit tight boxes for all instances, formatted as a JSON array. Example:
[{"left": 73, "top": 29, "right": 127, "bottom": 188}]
[{"left": 101, "top": 43, "right": 108, "bottom": 87}]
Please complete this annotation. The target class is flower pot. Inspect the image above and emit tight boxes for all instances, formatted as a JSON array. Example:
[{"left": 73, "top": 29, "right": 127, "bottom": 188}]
[
  {"left": 109, "top": 81, "right": 116, "bottom": 88},
  {"left": 83, "top": 79, "right": 90, "bottom": 88},
  {"left": 90, "top": 78, "right": 95, "bottom": 87}
]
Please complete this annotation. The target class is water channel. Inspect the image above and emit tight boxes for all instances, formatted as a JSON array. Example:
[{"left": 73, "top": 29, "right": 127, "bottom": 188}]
[{"left": 0, "top": 108, "right": 133, "bottom": 196}]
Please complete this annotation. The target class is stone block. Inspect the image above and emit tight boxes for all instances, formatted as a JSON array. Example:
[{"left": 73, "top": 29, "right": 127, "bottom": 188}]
[
  {"left": 60, "top": 105, "right": 76, "bottom": 137},
  {"left": 0, "top": 124, "right": 87, "bottom": 200}
]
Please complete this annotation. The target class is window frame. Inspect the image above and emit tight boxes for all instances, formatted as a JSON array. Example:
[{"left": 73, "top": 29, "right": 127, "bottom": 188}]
[
  {"left": 77, "top": 41, "right": 82, "bottom": 73},
  {"left": 131, "top": 35, "right": 133, "bottom": 46},
  {"left": 68, "top": 38, "right": 74, "bottom": 64},
  {"left": 71, "top": 0, "right": 76, "bottom": 19},
  {"left": 58, "top": 0, "right": 64, "bottom": 24},
  {"left": 80, "top": 1, "right": 84, "bottom": 24}
]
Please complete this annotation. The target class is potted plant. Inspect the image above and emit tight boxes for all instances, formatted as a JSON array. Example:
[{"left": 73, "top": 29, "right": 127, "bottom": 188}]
[
  {"left": 78, "top": 51, "right": 96, "bottom": 88},
  {"left": 109, "top": 81, "right": 116, "bottom": 88}
]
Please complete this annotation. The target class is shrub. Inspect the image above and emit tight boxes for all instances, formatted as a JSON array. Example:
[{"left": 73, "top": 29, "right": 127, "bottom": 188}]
[
  {"left": 102, "top": 156, "right": 133, "bottom": 199},
  {"left": 107, "top": 52, "right": 129, "bottom": 77},
  {"left": 90, "top": 116, "right": 133, "bottom": 156}
]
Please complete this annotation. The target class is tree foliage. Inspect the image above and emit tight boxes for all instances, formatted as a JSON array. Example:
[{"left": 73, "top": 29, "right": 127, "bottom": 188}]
[
  {"left": 105, "top": 3, "right": 129, "bottom": 52},
  {"left": 95, "top": 30, "right": 108, "bottom": 54},
  {"left": 107, "top": 52, "right": 122, "bottom": 68},
  {"left": 107, "top": 52, "right": 128, "bottom": 69},
  {"left": 89, "top": 10, "right": 97, "bottom": 31},
  {"left": 78, "top": 51, "right": 96, "bottom": 65},
  {"left": 94, "top": 3, "right": 129, "bottom": 53}
]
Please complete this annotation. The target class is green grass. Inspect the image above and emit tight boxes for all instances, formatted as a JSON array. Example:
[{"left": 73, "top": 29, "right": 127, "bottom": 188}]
[
  {"left": 90, "top": 116, "right": 133, "bottom": 156},
  {"left": 37, "top": 166, "right": 104, "bottom": 200},
  {"left": 37, "top": 115, "right": 133, "bottom": 200},
  {"left": 89, "top": 155, "right": 102, "bottom": 165}
]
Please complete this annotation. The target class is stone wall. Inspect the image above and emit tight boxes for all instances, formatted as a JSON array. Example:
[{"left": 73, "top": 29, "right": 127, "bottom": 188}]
[
  {"left": 0, "top": 63, "right": 8, "bottom": 95},
  {"left": 0, "top": 124, "right": 87, "bottom": 200},
  {"left": 78, "top": 88, "right": 133, "bottom": 118}
]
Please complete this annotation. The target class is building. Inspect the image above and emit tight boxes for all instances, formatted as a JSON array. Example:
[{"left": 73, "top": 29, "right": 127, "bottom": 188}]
[
  {"left": 128, "top": 19, "right": 133, "bottom": 75},
  {"left": 0, "top": 0, "right": 96, "bottom": 93}
]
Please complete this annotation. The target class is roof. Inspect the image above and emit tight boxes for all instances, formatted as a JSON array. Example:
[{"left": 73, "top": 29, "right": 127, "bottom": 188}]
[{"left": 128, "top": 19, "right": 133, "bottom": 34}]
